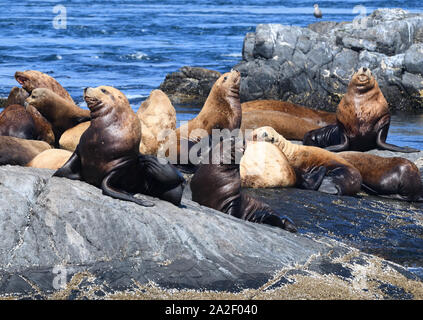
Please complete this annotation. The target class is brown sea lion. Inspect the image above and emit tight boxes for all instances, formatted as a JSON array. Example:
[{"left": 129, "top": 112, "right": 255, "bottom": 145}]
[
  {"left": 53, "top": 86, "right": 185, "bottom": 207},
  {"left": 252, "top": 126, "right": 362, "bottom": 196},
  {"left": 27, "top": 149, "right": 72, "bottom": 170},
  {"left": 303, "top": 67, "right": 419, "bottom": 153},
  {"left": 59, "top": 122, "right": 90, "bottom": 151},
  {"left": 174, "top": 70, "right": 242, "bottom": 154},
  {"left": 190, "top": 137, "right": 297, "bottom": 232},
  {"left": 137, "top": 89, "right": 177, "bottom": 155},
  {"left": 15, "top": 70, "right": 74, "bottom": 103},
  {"left": 240, "top": 141, "right": 296, "bottom": 188},
  {"left": 339, "top": 152, "right": 423, "bottom": 201},
  {"left": 0, "top": 104, "right": 36, "bottom": 139},
  {"left": 25, "top": 104, "right": 55, "bottom": 145},
  {"left": 0, "top": 136, "right": 51, "bottom": 166},
  {"left": 241, "top": 100, "right": 336, "bottom": 126},
  {"left": 6, "top": 87, "right": 29, "bottom": 107},
  {"left": 25, "top": 88, "right": 90, "bottom": 145},
  {"left": 241, "top": 110, "right": 324, "bottom": 140}
]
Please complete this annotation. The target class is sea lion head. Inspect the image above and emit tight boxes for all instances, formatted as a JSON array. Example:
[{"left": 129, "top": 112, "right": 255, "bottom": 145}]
[
  {"left": 214, "top": 70, "right": 241, "bottom": 98},
  {"left": 251, "top": 126, "right": 291, "bottom": 150},
  {"left": 83, "top": 86, "right": 130, "bottom": 116},
  {"left": 350, "top": 67, "right": 375, "bottom": 92},
  {"left": 25, "top": 88, "right": 50, "bottom": 108},
  {"left": 15, "top": 70, "right": 51, "bottom": 94}
]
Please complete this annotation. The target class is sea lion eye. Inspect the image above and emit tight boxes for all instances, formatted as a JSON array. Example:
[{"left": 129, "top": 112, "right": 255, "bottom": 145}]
[
  {"left": 101, "top": 88, "right": 107, "bottom": 94},
  {"left": 223, "top": 76, "right": 228, "bottom": 81}
]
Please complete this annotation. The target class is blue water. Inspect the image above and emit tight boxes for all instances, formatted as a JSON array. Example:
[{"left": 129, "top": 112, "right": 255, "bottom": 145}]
[{"left": 0, "top": 0, "right": 422, "bottom": 148}]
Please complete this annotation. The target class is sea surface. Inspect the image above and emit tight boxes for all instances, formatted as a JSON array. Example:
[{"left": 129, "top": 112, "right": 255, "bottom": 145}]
[{"left": 0, "top": 1, "right": 423, "bottom": 149}]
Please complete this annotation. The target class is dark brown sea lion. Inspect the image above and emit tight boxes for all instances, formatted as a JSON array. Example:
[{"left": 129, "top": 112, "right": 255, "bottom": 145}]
[
  {"left": 53, "top": 86, "right": 185, "bottom": 207},
  {"left": 190, "top": 137, "right": 297, "bottom": 232},
  {"left": 0, "top": 136, "right": 51, "bottom": 166},
  {"left": 339, "top": 152, "right": 423, "bottom": 201},
  {"left": 25, "top": 104, "right": 55, "bottom": 145},
  {"left": 25, "top": 88, "right": 90, "bottom": 145},
  {"left": 303, "top": 67, "right": 419, "bottom": 153},
  {"left": 0, "top": 104, "right": 36, "bottom": 139},
  {"left": 252, "top": 126, "right": 362, "bottom": 196},
  {"left": 6, "top": 87, "right": 29, "bottom": 107},
  {"left": 15, "top": 70, "right": 74, "bottom": 103}
]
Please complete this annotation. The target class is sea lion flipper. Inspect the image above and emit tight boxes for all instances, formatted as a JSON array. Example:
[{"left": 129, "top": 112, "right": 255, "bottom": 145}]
[
  {"left": 53, "top": 148, "right": 82, "bottom": 180},
  {"left": 376, "top": 127, "right": 420, "bottom": 153},
  {"left": 101, "top": 169, "right": 155, "bottom": 207},
  {"left": 324, "top": 131, "right": 349, "bottom": 152},
  {"left": 298, "top": 166, "right": 327, "bottom": 190},
  {"left": 251, "top": 210, "right": 297, "bottom": 233}
]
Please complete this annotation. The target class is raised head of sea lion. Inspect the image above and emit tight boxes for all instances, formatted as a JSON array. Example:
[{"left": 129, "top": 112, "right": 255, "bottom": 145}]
[
  {"left": 252, "top": 126, "right": 363, "bottom": 196},
  {"left": 25, "top": 88, "right": 90, "bottom": 145},
  {"left": 190, "top": 137, "right": 297, "bottom": 232},
  {"left": 6, "top": 87, "right": 29, "bottom": 107},
  {"left": 15, "top": 70, "right": 74, "bottom": 103},
  {"left": 303, "top": 67, "right": 420, "bottom": 153},
  {"left": 339, "top": 152, "right": 423, "bottom": 202},
  {"left": 53, "top": 86, "right": 185, "bottom": 207}
]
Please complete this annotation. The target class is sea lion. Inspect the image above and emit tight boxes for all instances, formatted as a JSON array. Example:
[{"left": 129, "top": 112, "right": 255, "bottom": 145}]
[
  {"left": 25, "top": 104, "right": 55, "bottom": 145},
  {"left": 27, "top": 149, "right": 72, "bottom": 170},
  {"left": 0, "top": 136, "right": 51, "bottom": 166},
  {"left": 15, "top": 70, "right": 74, "bottom": 103},
  {"left": 190, "top": 137, "right": 297, "bottom": 232},
  {"left": 241, "top": 100, "right": 336, "bottom": 126},
  {"left": 0, "top": 104, "right": 36, "bottom": 139},
  {"left": 25, "top": 88, "right": 90, "bottom": 145},
  {"left": 339, "top": 152, "right": 423, "bottom": 201},
  {"left": 241, "top": 110, "right": 325, "bottom": 140},
  {"left": 252, "top": 126, "right": 362, "bottom": 196},
  {"left": 6, "top": 87, "right": 29, "bottom": 107},
  {"left": 53, "top": 86, "right": 185, "bottom": 207},
  {"left": 173, "top": 70, "right": 242, "bottom": 156},
  {"left": 303, "top": 67, "right": 420, "bottom": 153},
  {"left": 137, "top": 89, "right": 177, "bottom": 155},
  {"left": 240, "top": 141, "right": 296, "bottom": 188},
  {"left": 59, "top": 121, "right": 90, "bottom": 151}
]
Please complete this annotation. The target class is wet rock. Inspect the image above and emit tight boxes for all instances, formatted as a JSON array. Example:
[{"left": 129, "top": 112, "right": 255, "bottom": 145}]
[
  {"left": 234, "top": 8, "right": 423, "bottom": 111},
  {"left": 0, "top": 165, "right": 422, "bottom": 299},
  {"left": 159, "top": 66, "right": 221, "bottom": 105}
]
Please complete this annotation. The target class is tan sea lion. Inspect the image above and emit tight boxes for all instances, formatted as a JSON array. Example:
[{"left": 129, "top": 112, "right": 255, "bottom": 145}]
[
  {"left": 252, "top": 126, "right": 362, "bottom": 196},
  {"left": 25, "top": 88, "right": 90, "bottom": 145},
  {"left": 137, "top": 89, "right": 176, "bottom": 155},
  {"left": 15, "top": 70, "right": 74, "bottom": 103},
  {"left": 27, "top": 149, "right": 72, "bottom": 170},
  {"left": 59, "top": 121, "right": 90, "bottom": 151},
  {"left": 190, "top": 137, "right": 297, "bottom": 232},
  {"left": 174, "top": 70, "right": 242, "bottom": 154},
  {"left": 240, "top": 141, "right": 296, "bottom": 188},
  {"left": 0, "top": 136, "right": 51, "bottom": 166},
  {"left": 6, "top": 87, "right": 29, "bottom": 107},
  {"left": 303, "top": 67, "right": 419, "bottom": 153},
  {"left": 339, "top": 152, "right": 423, "bottom": 201},
  {"left": 53, "top": 86, "right": 185, "bottom": 207}
]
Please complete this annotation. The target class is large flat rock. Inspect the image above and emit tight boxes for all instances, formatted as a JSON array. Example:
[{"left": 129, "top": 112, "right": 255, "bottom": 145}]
[{"left": 0, "top": 165, "right": 422, "bottom": 299}]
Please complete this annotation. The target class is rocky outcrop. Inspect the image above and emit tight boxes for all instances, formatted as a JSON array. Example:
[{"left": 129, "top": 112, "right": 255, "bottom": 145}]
[
  {"left": 0, "top": 164, "right": 422, "bottom": 299},
  {"left": 234, "top": 8, "right": 423, "bottom": 111},
  {"left": 159, "top": 66, "right": 221, "bottom": 105}
]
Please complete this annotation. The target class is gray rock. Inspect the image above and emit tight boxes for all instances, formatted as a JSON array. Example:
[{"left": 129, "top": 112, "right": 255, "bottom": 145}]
[
  {"left": 233, "top": 8, "right": 423, "bottom": 111},
  {"left": 0, "top": 165, "right": 422, "bottom": 299},
  {"left": 159, "top": 66, "right": 221, "bottom": 105}
]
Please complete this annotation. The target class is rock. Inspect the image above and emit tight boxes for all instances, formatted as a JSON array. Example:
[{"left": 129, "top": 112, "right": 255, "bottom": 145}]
[
  {"left": 233, "top": 8, "right": 423, "bottom": 111},
  {"left": 159, "top": 66, "right": 221, "bottom": 105},
  {"left": 0, "top": 165, "right": 422, "bottom": 299}
]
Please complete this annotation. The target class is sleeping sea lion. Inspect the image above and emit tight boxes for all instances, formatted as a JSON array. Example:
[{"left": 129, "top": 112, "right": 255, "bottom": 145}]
[
  {"left": 252, "top": 126, "right": 362, "bottom": 196},
  {"left": 27, "top": 149, "right": 72, "bottom": 170},
  {"left": 25, "top": 88, "right": 90, "bottom": 145},
  {"left": 190, "top": 137, "right": 297, "bottom": 232},
  {"left": 0, "top": 136, "right": 51, "bottom": 166},
  {"left": 53, "top": 86, "right": 185, "bottom": 207},
  {"left": 339, "top": 152, "right": 423, "bottom": 202},
  {"left": 6, "top": 87, "right": 29, "bottom": 107},
  {"left": 15, "top": 70, "right": 74, "bottom": 103},
  {"left": 303, "top": 67, "right": 419, "bottom": 153}
]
